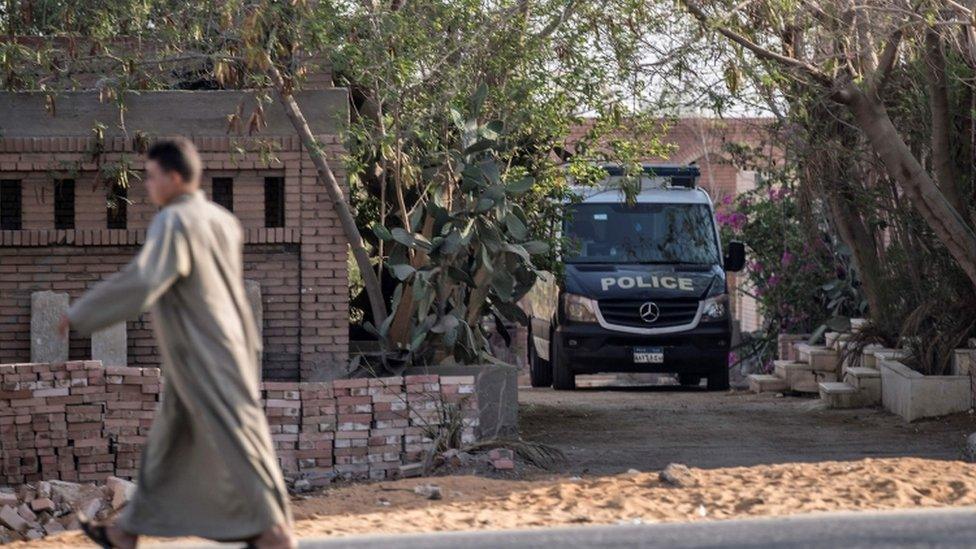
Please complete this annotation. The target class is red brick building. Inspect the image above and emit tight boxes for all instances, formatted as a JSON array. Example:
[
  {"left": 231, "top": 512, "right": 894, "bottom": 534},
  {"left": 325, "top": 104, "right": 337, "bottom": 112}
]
[{"left": 0, "top": 90, "right": 350, "bottom": 381}]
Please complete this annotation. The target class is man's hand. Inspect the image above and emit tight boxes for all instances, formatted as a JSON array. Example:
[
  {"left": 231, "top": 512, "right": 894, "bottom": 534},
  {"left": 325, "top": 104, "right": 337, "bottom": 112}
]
[{"left": 58, "top": 314, "right": 71, "bottom": 339}]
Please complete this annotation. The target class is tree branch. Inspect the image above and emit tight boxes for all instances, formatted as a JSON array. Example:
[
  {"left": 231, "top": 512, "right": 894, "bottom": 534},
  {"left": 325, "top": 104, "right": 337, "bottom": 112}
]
[
  {"left": 679, "top": 0, "right": 835, "bottom": 88},
  {"left": 869, "top": 29, "right": 903, "bottom": 97}
]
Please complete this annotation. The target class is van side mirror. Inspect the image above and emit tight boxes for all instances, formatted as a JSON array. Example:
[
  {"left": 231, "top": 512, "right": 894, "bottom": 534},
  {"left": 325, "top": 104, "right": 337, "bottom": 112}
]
[{"left": 724, "top": 241, "right": 746, "bottom": 272}]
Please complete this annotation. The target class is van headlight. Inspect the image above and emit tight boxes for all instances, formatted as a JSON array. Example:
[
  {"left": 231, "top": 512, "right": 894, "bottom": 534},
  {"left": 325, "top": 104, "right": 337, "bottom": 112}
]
[
  {"left": 702, "top": 294, "right": 729, "bottom": 321},
  {"left": 563, "top": 293, "right": 599, "bottom": 323}
]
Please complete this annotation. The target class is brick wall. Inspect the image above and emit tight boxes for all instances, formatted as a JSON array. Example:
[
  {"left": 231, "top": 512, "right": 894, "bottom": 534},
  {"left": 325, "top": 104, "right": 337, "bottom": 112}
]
[
  {"left": 0, "top": 361, "right": 478, "bottom": 485},
  {"left": 0, "top": 129, "right": 348, "bottom": 380}
]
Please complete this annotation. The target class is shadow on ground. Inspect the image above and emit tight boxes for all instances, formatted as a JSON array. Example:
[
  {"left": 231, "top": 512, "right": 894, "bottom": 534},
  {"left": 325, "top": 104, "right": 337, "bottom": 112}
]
[{"left": 519, "top": 381, "right": 976, "bottom": 475}]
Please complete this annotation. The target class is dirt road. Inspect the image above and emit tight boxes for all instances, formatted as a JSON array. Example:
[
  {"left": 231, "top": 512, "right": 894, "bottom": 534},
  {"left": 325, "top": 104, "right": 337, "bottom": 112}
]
[
  {"left": 14, "top": 384, "right": 976, "bottom": 547},
  {"left": 520, "top": 384, "right": 976, "bottom": 475}
]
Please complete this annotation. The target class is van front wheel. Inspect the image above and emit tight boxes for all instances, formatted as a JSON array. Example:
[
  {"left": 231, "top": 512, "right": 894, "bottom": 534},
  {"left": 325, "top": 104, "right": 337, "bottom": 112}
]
[
  {"left": 551, "top": 339, "right": 576, "bottom": 391},
  {"left": 707, "top": 362, "right": 730, "bottom": 391}
]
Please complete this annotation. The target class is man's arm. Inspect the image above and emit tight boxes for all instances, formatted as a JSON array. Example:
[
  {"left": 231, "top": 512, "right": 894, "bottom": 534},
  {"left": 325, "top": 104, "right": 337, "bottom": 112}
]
[{"left": 65, "top": 211, "right": 192, "bottom": 336}]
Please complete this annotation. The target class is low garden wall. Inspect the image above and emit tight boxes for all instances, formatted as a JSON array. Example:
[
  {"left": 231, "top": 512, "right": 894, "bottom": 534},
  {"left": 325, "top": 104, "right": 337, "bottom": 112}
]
[{"left": 0, "top": 361, "right": 478, "bottom": 486}]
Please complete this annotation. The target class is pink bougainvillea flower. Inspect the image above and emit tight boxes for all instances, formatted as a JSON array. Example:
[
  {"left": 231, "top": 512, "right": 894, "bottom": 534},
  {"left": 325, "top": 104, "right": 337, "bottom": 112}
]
[
  {"left": 781, "top": 250, "right": 795, "bottom": 267},
  {"left": 768, "top": 274, "right": 781, "bottom": 287}
]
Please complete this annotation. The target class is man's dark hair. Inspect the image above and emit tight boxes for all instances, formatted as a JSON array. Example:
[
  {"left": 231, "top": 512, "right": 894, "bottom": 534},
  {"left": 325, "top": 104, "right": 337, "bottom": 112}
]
[{"left": 147, "top": 138, "right": 202, "bottom": 184}]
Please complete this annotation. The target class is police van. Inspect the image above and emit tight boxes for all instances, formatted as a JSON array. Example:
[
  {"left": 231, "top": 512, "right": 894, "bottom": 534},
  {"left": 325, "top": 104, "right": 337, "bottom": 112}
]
[{"left": 525, "top": 165, "right": 745, "bottom": 390}]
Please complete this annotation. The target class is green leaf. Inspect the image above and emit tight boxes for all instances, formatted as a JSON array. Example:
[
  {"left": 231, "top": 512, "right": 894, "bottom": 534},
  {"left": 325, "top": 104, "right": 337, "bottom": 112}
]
[
  {"left": 505, "top": 176, "right": 535, "bottom": 194},
  {"left": 409, "top": 330, "right": 426, "bottom": 352},
  {"left": 389, "top": 263, "right": 415, "bottom": 281},
  {"left": 522, "top": 240, "right": 549, "bottom": 255},
  {"left": 493, "top": 301, "right": 528, "bottom": 324},
  {"left": 464, "top": 139, "right": 494, "bottom": 156},
  {"left": 431, "top": 314, "right": 460, "bottom": 334},
  {"left": 505, "top": 213, "right": 527, "bottom": 240},
  {"left": 391, "top": 227, "right": 432, "bottom": 251},
  {"left": 440, "top": 230, "right": 462, "bottom": 255},
  {"left": 448, "top": 266, "right": 476, "bottom": 285},
  {"left": 480, "top": 160, "right": 501, "bottom": 186},
  {"left": 391, "top": 227, "right": 415, "bottom": 247},
  {"left": 491, "top": 269, "right": 515, "bottom": 300},
  {"left": 480, "top": 244, "right": 494, "bottom": 272},
  {"left": 482, "top": 120, "right": 503, "bottom": 140},
  {"left": 449, "top": 108, "right": 465, "bottom": 131},
  {"left": 469, "top": 83, "right": 488, "bottom": 117},
  {"left": 475, "top": 196, "right": 495, "bottom": 212},
  {"left": 372, "top": 223, "right": 393, "bottom": 241},
  {"left": 410, "top": 207, "right": 424, "bottom": 232}
]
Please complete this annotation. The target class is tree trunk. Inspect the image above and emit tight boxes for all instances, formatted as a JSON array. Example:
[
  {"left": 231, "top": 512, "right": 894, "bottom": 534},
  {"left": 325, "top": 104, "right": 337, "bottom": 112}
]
[
  {"left": 924, "top": 29, "right": 967, "bottom": 218},
  {"left": 268, "top": 65, "right": 389, "bottom": 330},
  {"left": 844, "top": 87, "right": 976, "bottom": 289}
]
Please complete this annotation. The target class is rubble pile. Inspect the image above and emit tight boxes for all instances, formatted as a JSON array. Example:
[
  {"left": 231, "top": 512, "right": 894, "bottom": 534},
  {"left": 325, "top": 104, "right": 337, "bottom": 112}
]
[{"left": 0, "top": 477, "right": 134, "bottom": 544}]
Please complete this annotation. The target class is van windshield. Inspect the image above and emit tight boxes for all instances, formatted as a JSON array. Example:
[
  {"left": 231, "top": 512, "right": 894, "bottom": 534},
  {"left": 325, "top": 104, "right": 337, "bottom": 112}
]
[{"left": 563, "top": 203, "right": 719, "bottom": 264}]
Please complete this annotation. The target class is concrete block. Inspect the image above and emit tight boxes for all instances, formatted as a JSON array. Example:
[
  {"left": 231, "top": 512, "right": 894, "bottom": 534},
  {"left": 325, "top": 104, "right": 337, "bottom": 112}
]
[
  {"left": 774, "top": 361, "right": 816, "bottom": 393},
  {"left": 808, "top": 347, "right": 840, "bottom": 372},
  {"left": 31, "top": 291, "right": 69, "bottom": 363},
  {"left": 952, "top": 349, "right": 975, "bottom": 376},
  {"left": 843, "top": 367, "right": 881, "bottom": 405},
  {"left": 819, "top": 382, "right": 861, "bottom": 409},
  {"left": 748, "top": 374, "right": 788, "bottom": 394},
  {"left": 865, "top": 348, "right": 906, "bottom": 369},
  {"left": 850, "top": 318, "right": 869, "bottom": 333},
  {"left": 880, "top": 360, "right": 973, "bottom": 422},
  {"left": 778, "top": 333, "right": 810, "bottom": 361},
  {"left": 91, "top": 323, "right": 126, "bottom": 367}
]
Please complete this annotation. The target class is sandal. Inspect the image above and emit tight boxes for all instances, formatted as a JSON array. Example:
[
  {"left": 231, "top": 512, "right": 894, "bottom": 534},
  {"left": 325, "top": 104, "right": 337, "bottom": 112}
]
[{"left": 78, "top": 515, "right": 115, "bottom": 549}]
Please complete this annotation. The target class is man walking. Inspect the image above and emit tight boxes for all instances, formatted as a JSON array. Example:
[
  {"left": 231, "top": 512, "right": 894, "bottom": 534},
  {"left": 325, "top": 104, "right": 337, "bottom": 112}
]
[{"left": 60, "top": 139, "right": 295, "bottom": 548}]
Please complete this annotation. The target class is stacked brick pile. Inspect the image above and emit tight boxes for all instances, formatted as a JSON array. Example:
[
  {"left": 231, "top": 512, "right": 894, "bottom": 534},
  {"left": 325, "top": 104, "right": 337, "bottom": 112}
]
[{"left": 1, "top": 361, "right": 479, "bottom": 486}]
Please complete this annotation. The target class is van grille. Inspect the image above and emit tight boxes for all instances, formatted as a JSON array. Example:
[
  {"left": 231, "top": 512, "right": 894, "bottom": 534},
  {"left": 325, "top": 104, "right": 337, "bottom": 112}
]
[{"left": 598, "top": 298, "right": 700, "bottom": 329}]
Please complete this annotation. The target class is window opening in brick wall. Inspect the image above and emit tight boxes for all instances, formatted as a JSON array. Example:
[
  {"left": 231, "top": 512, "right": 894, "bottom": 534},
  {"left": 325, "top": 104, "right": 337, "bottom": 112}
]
[
  {"left": 107, "top": 183, "right": 128, "bottom": 229},
  {"left": 54, "top": 179, "right": 75, "bottom": 229},
  {"left": 0, "top": 180, "right": 22, "bottom": 230},
  {"left": 265, "top": 177, "right": 285, "bottom": 228},
  {"left": 212, "top": 177, "right": 234, "bottom": 212}
]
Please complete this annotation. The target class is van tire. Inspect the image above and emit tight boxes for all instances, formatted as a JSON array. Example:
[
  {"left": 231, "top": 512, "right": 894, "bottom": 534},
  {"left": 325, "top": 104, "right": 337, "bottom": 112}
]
[
  {"left": 678, "top": 374, "right": 702, "bottom": 387},
  {"left": 706, "top": 363, "right": 730, "bottom": 391},
  {"left": 551, "top": 340, "right": 576, "bottom": 391},
  {"left": 528, "top": 331, "right": 553, "bottom": 388}
]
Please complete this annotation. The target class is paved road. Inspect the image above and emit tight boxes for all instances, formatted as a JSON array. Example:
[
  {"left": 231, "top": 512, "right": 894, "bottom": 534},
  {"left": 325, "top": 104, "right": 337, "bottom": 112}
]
[
  {"left": 151, "top": 507, "right": 976, "bottom": 548},
  {"left": 520, "top": 384, "right": 976, "bottom": 475},
  {"left": 293, "top": 507, "right": 976, "bottom": 548}
]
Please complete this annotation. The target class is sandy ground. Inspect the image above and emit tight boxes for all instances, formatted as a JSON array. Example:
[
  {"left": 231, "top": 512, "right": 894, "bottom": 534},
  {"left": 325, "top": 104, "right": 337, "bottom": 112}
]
[
  {"left": 11, "top": 382, "right": 976, "bottom": 546},
  {"left": 14, "top": 457, "right": 976, "bottom": 547}
]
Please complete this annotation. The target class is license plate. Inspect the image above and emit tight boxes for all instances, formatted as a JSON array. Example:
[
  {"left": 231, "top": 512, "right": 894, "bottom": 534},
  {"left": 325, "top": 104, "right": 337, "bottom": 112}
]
[{"left": 633, "top": 346, "right": 664, "bottom": 364}]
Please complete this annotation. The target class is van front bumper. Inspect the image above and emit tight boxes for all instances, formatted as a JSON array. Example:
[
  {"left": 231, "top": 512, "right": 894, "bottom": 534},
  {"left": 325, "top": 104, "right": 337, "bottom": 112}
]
[{"left": 555, "top": 322, "right": 731, "bottom": 374}]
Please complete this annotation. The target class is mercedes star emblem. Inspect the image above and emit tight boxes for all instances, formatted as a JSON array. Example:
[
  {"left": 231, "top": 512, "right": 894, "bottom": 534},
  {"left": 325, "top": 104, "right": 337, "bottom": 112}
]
[{"left": 639, "top": 301, "right": 660, "bottom": 323}]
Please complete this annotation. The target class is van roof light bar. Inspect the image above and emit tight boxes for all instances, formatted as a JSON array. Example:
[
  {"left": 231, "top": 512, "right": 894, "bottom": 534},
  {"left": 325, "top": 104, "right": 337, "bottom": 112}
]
[{"left": 599, "top": 164, "right": 700, "bottom": 189}]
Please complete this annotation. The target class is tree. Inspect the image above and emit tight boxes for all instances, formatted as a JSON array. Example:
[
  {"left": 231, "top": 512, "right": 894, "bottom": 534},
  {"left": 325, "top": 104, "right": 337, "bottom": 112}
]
[
  {"left": 678, "top": 0, "right": 976, "bottom": 292},
  {"left": 2, "top": 0, "right": 673, "bottom": 368}
]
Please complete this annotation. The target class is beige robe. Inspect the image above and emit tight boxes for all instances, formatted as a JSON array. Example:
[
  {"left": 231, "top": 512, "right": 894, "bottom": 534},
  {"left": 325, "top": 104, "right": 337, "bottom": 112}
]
[{"left": 67, "top": 190, "right": 291, "bottom": 540}]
